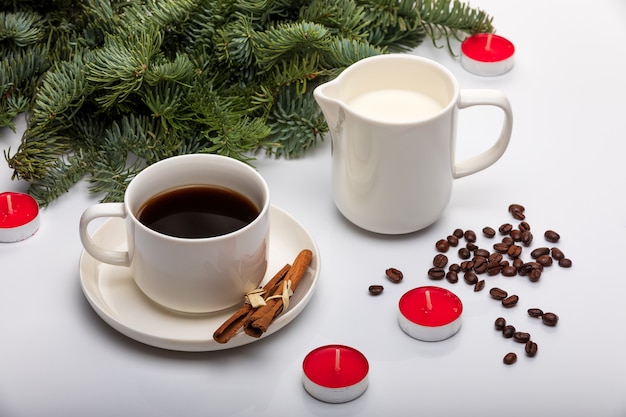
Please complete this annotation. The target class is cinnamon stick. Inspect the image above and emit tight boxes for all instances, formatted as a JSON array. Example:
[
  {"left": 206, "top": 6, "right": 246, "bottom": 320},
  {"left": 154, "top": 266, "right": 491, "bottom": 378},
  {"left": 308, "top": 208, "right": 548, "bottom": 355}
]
[
  {"left": 243, "top": 249, "right": 313, "bottom": 338},
  {"left": 212, "top": 263, "right": 290, "bottom": 344}
]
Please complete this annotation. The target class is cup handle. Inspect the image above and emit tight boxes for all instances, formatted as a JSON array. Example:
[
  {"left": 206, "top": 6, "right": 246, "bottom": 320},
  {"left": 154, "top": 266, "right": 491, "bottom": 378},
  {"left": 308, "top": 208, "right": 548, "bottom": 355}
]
[
  {"left": 79, "top": 203, "right": 130, "bottom": 266},
  {"left": 453, "top": 89, "right": 513, "bottom": 179}
]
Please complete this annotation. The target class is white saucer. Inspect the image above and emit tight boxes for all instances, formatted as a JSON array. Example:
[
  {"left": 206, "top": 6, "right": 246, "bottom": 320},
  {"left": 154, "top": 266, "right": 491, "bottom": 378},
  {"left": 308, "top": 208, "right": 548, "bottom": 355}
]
[{"left": 79, "top": 204, "right": 320, "bottom": 352}]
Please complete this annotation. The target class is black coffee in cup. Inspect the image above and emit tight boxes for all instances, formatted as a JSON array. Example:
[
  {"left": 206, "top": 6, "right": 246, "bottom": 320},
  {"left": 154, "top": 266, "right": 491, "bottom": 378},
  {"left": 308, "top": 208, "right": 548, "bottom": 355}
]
[{"left": 137, "top": 185, "right": 259, "bottom": 238}]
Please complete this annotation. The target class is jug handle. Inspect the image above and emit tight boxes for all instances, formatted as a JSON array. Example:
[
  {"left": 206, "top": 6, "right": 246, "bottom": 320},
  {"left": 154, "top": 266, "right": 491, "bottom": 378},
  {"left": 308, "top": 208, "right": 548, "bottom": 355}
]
[{"left": 453, "top": 89, "right": 513, "bottom": 179}]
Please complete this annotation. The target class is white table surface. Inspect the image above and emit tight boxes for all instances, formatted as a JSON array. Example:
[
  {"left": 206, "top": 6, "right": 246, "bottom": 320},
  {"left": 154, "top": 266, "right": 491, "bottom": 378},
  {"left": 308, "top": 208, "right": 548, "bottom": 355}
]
[{"left": 2, "top": 1, "right": 626, "bottom": 416}]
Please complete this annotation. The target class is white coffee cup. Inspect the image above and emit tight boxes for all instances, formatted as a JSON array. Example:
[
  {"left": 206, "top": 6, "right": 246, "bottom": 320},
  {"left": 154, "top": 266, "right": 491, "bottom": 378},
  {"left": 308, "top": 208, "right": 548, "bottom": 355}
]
[
  {"left": 314, "top": 54, "right": 513, "bottom": 234},
  {"left": 79, "top": 154, "right": 270, "bottom": 313}
]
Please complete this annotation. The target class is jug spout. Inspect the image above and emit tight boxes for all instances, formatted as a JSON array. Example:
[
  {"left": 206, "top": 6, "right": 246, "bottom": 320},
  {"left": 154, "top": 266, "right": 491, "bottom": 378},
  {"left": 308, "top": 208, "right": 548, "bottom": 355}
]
[{"left": 313, "top": 81, "right": 343, "bottom": 131}]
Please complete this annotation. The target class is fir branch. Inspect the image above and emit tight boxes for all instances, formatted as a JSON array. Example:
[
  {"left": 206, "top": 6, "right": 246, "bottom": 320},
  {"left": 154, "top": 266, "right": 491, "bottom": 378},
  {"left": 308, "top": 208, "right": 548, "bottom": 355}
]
[
  {"left": 2, "top": 0, "right": 496, "bottom": 205},
  {"left": 264, "top": 86, "right": 328, "bottom": 158},
  {"left": 0, "top": 11, "right": 45, "bottom": 47},
  {"left": 27, "top": 151, "right": 90, "bottom": 206},
  {"left": 418, "top": 0, "right": 494, "bottom": 53}
]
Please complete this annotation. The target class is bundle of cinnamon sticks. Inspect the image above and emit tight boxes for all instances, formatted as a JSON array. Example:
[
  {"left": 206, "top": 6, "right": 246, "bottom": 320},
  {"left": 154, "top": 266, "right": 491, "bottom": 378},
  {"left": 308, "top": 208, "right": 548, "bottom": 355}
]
[{"left": 213, "top": 249, "right": 313, "bottom": 344}]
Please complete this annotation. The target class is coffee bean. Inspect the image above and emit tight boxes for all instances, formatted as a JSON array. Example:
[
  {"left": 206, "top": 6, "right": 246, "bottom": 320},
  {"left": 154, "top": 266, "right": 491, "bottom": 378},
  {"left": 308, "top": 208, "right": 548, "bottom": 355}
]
[
  {"left": 435, "top": 239, "right": 450, "bottom": 252},
  {"left": 494, "top": 317, "right": 506, "bottom": 330},
  {"left": 446, "top": 235, "right": 459, "bottom": 247},
  {"left": 509, "top": 229, "right": 522, "bottom": 241},
  {"left": 427, "top": 267, "right": 445, "bottom": 280},
  {"left": 501, "top": 265, "right": 517, "bottom": 277},
  {"left": 460, "top": 260, "right": 474, "bottom": 272},
  {"left": 508, "top": 203, "right": 525, "bottom": 214},
  {"left": 507, "top": 244, "right": 522, "bottom": 258},
  {"left": 520, "top": 230, "right": 533, "bottom": 246},
  {"left": 502, "top": 325, "right": 516, "bottom": 338},
  {"left": 536, "top": 254, "right": 553, "bottom": 267},
  {"left": 542, "top": 312, "right": 559, "bottom": 326},
  {"left": 489, "top": 287, "right": 508, "bottom": 300},
  {"left": 458, "top": 247, "right": 471, "bottom": 259},
  {"left": 433, "top": 254, "right": 448, "bottom": 268},
  {"left": 518, "top": 221, "right": 531, "bottom": 232},
  {"left": 499, "top": 223, "right": 513, "bottom": 234},
  {"left": 544, "top": 230, "right": 560, "bottom": 243},
  {"left": 464, "top": 271, "right": 478, "bottom": 285},
  {"left": 511, "top": 210, "right": 525, "bottom": 221},
  {"left": 474, "top": 279, "right": 485, "bottom": 292},
  {"left": 464, "top": 229, "right": 477, "bottom": 243},
  {"left": 487, "top": 261, "right": 502, "bottom": 276},
  {"left": 493, "top": 242, "right": 510, "bottom": 253},
  {"left": 528, "top": 269, "right": 542, "bottom": 282},
  {"left": 449, "top": 263, "right": 460, "bottom": 272},
  {"left": 517, "top": 263, "right": 533, "bottom": 276},
  {"left": 483, "top": 226, "right": 496, "bottom": 238},
  {"left": 513, "top": 332, "right": 531, "bottom": 343},
  {"left": 488, "top": 252, "right": 503, "bottom": 263},
  {"left": 531, "top": 247, "right": 550, "bottom": 259},
  {"left": 525, "top": 341, "right": 538, "bottom": 357},
  {"left": 503, "top": 352, "right": 517, "bottom": 365},
  {"left": 527, "top": 308, "right": 543, "bottom": 318},
  {"left": 385, "top": 268, "right": 403, "bottom": 283},
  {"left": 558, "top": 258, "right": 572, "bottom": 268},
  {"left": 550, "top": 247, "right": 565, "bottom": 260},
  {"left": 475, "top": 248, "right": 490, "bottom": 258},
  {"left": 466, "top": 242, "right": 478, "bottom": 252},
  {"left": 473, "top": 259, "right": 487, "bottom": 274},
  {"left": 502, "top": 294, "right": 519, "bottom": 308},
  {"left": 368, "top": 285, "right": 384, "bottom": 295},
  {"left": 446, "top": 270, "right": 459, "bottom": 284},
  {"left": 512, "top": 258, "right": 523, "bottom": 269},
  {"left": 453, "top": 228, "right": 464, "bottom": 238}
]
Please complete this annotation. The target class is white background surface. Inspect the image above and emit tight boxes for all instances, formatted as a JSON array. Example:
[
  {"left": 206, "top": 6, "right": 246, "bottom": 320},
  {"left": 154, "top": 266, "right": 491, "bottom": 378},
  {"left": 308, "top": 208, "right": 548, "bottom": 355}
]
[{"left": 2, "top": 1, "right": 626, "bottom": 416}]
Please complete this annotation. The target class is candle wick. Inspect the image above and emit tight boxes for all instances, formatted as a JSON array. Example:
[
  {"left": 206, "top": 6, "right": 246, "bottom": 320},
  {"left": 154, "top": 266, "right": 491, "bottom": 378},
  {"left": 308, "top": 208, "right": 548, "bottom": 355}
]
[
  {"left": 334, "top": 348, "right": 341, "bottom": 372},
  {"left": 6, "top": 194, "right": 13, "bottom": 215},
  {"left": 486, "top": 33, "right": 493, "bottom": 51},
  {"left": 425, "top": 290, "right": 432, "bottom": 311}
]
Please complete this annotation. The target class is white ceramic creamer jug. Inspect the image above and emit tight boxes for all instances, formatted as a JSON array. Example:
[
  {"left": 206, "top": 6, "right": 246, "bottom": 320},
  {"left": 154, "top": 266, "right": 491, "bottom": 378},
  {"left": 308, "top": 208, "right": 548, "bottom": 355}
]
[{"left": 314, "top": 54, "right": 513, "bottom": 234}]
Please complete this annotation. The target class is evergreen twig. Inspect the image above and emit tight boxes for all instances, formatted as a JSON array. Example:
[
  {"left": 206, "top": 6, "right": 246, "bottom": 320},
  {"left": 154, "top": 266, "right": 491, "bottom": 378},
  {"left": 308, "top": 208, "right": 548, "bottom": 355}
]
[{"left": 1, "top": 0, "right": 495, "bottom": 205}]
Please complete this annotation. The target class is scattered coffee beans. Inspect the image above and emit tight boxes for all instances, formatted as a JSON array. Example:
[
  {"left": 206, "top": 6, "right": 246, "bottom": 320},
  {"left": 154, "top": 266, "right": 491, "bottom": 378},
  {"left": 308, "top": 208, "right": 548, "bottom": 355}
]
[
  {"left": 424, "top": 204, "right": 571, "bottom": 365},
  {"left": 503, "top": 352, "right": 517, "bottom": 365},
  {"left": 368, "top": 285, "right": 384, "bottom": 295},
  {"left": 385, "top": 268, "right": 403, "bottom": 283}
]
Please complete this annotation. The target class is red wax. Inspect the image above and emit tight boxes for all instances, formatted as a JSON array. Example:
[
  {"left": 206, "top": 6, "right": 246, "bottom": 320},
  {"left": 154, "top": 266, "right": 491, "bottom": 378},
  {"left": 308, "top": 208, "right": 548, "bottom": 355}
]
[
  {"left": 0, "top": 192, "right": 39, "bottom": 228},
  {"left": 399, "top": 286, "right": 462, "bottom": 327},
  {"left": 303, "top": 345, "right": 368, "bottom": 388},
  {"left": 461, "top": 33, "right": 514, "bottom": 63}
]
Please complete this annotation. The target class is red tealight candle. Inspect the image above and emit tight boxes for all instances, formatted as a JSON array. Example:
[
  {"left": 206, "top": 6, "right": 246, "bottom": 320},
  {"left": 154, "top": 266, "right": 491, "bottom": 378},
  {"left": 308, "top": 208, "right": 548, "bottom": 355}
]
[
  {"left": 0, "top": 192, "right": 40, "bottom": 242},
  {"left": 398, "top": 286, "right": 463, "bottom": 341},
  {"left": 461, "top": 33, "right": 515, "bottom": 76},
  {"left": 302, "top": 344, "right": 369, "bottom": 403}
]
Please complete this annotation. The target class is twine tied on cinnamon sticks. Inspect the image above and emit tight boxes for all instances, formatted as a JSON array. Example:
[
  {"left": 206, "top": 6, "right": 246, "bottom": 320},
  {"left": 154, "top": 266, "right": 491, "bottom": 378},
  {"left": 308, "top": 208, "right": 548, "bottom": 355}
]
[{"left": 213, "top": 249, "right": 313, "bottom": 344}]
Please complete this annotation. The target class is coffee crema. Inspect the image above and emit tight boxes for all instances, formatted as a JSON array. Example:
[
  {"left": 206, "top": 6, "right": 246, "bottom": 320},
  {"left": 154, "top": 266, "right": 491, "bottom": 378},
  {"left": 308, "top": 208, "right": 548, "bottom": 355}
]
[{"left": 137, "top": 185, "right": 259, "bottom": 239}]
